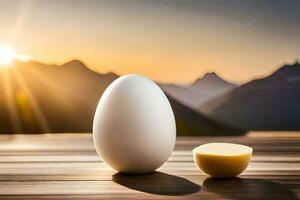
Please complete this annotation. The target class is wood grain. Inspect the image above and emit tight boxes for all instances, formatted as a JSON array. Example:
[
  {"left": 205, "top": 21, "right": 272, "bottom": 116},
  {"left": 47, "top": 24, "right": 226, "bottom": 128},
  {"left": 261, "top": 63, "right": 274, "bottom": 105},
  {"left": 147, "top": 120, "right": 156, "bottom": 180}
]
[{"left": 0, "top": 132, "right": 299, "bottom": 200}]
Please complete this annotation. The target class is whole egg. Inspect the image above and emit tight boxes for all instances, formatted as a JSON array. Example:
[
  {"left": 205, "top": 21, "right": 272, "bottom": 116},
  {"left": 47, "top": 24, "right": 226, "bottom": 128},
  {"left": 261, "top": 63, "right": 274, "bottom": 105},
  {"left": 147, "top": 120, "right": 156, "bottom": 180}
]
[{"left": 93, "top": 74, "right": 176, "bottom": 174}]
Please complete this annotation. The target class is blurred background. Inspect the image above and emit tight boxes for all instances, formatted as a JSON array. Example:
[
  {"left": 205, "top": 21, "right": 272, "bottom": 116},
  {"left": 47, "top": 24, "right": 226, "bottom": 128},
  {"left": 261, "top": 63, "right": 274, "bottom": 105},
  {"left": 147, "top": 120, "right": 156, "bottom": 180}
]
[{"left": 0, "top": 0, "right": 299, "bottom": 135}]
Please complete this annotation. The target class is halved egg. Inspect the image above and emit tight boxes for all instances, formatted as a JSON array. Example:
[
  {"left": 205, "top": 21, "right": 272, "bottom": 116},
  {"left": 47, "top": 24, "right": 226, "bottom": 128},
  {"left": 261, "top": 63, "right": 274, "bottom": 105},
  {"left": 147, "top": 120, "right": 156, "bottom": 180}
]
[{"left": 193, "top": 143, "right": 252, "bottom": 178}]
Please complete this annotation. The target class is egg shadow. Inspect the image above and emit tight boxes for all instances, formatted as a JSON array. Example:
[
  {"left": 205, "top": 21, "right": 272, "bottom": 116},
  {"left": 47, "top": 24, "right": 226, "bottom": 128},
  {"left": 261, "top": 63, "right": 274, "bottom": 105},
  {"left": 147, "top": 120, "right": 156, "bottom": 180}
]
[
  {"left": 203, "top": 177, "right": 298, "bottom": 200},
  {"left": 112, "top": 172, "right": 200, "bottom": 196}
]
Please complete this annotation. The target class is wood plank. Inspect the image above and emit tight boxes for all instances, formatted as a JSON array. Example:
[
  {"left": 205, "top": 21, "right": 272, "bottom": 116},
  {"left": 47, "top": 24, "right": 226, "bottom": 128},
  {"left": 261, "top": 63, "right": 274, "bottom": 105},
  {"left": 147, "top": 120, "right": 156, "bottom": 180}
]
[
  {"left": 0, "top": 154, "right": 300, "bottom": 163},
  {"left": 0, "top": 132, "right": 299, "bottom": 199}
]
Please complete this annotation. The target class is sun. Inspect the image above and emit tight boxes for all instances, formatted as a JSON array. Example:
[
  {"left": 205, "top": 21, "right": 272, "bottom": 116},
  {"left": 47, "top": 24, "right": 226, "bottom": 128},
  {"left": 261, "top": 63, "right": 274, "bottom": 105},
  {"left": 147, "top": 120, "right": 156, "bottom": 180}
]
[{"left": 0, "top": 45, "right": 15, "bottom": 65}]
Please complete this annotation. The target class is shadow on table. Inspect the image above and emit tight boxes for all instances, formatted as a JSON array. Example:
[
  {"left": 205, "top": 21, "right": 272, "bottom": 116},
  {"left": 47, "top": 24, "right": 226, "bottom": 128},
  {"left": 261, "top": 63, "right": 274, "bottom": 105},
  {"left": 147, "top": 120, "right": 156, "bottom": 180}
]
[
  {"left": 113, "top": 172, "right": 200, "bottom": 196},
  {"left": 203, "top": 177, "right": 298, "bottom": 200}
]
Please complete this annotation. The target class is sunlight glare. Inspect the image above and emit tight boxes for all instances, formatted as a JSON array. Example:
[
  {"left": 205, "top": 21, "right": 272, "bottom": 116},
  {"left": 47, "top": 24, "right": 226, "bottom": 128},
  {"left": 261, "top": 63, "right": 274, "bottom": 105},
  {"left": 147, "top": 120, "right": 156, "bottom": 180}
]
[
  {"left": 16, "top": 54, "right": 31, "bottom": 62},
  {"left": 0, "top": 46, "right": 15, "bottom": 65}
]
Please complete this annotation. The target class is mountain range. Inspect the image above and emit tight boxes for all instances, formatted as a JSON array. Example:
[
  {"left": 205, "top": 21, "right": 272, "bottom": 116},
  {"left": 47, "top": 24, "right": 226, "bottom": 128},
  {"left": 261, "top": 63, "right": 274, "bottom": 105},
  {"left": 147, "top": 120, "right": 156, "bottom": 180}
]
[
  {"left": 1, "top": 59, "right": 299, "bottom": 135},
  {"left": 0, "top": 60, "right": 118, "bottom": 133},
  {"left": 161, "top": 72, "right": 236, "bottom": 110},
  {"left": 0, "top": 60, "right": 242, "bottom": 135},
  {"left": 200, "top": 61, "right": 300, "bottom": 130}
]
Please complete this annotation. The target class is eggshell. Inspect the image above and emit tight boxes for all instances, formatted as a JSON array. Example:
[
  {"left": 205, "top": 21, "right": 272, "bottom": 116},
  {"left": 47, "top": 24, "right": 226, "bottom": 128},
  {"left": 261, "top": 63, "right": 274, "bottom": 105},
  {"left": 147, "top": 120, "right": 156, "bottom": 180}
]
[{"left": 93, "top": 74, "right": 176, "bottom": 174}]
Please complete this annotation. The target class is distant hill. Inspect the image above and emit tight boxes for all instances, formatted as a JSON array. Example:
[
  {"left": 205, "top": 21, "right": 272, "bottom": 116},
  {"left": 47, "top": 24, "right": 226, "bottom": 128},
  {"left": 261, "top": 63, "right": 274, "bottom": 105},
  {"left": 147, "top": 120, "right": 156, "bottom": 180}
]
[
  {"left": 0, "top": 60, "right": 243, "bottom": 135},
  {"left": 166, "top": 94, "right": 244, "bottom": 136},
  {"left": 161, "top": 84, "right": 203, "bottom": 110},
  {"left": 161, "top": 72, "right": 236, "bottom": 110},
  {"left": 200, "top": 62, "right": 300, "bottom": 130},
  {"left": 0, "top": 60, "right": 118, "bottom": 133},
  {"left": 189, "top": 72, "right": 236, "bottom": 97}
]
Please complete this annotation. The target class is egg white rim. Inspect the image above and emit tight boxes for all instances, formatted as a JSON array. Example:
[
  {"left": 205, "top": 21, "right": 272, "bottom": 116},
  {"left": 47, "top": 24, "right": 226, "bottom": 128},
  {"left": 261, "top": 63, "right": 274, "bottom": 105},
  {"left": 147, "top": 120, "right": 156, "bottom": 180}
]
[{"left": 193, "top": 143, "right": 253, "bottom": 157}]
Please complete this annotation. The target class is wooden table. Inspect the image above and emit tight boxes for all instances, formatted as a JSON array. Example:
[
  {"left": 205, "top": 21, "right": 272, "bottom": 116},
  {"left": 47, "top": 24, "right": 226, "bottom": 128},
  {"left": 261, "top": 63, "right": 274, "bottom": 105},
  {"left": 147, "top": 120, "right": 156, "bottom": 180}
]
[{"left": 0, "top": 132, "right": 299, "bottom": 199}]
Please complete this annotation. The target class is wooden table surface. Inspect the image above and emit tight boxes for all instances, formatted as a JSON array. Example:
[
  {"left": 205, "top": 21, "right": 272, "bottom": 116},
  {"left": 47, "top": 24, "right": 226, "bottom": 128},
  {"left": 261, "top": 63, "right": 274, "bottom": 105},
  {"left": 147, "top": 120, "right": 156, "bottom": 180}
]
[{"left": 0, "top": 132, "right": 299, "bottom": 200}]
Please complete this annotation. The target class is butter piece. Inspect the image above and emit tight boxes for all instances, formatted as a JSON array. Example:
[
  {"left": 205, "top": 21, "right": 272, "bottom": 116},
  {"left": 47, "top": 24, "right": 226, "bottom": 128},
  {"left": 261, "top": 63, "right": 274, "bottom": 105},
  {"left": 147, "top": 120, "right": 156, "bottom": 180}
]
[{"left": 193, "top": 143, "right": 252, "bottom": 178}]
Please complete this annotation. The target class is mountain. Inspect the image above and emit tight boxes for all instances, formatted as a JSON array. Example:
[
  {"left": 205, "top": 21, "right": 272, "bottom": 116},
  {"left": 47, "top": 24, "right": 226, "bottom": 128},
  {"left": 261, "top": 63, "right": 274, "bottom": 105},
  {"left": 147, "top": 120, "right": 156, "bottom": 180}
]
[
  {"left": 0, "top": 60, "right": 243, "bottom": 135},
  {"left": 200, "top": 62, "right": 300, "bottom": 130},
  {"left": 166, "top": 94, "right": 244, "bottom": 136},
  {"left": 0, "top": 60, "right": 118, "bottom": 133},
  {"left": 161, "top": 72, "right": 236, "bottom": 110},
  {"left": 189, "top": 72, "right": 236, "bottom": 94},
  {"left": 160, "top": 84, "right": 203, "bottom": 110}
]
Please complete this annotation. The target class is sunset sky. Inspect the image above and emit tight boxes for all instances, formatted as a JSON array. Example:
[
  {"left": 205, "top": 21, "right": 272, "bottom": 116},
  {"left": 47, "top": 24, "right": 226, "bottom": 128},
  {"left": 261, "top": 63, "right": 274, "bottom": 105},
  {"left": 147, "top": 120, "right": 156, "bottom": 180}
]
[{"left": 0, "top": 0, "right": 299, "bottom": 83}]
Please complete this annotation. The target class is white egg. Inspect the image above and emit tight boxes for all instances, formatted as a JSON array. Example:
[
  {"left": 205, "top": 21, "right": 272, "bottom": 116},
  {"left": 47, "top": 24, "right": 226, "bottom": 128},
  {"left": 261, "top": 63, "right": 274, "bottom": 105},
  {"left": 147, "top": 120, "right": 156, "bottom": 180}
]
[{"left": 93, "top": 74, "right": 176, "bottom": 174}]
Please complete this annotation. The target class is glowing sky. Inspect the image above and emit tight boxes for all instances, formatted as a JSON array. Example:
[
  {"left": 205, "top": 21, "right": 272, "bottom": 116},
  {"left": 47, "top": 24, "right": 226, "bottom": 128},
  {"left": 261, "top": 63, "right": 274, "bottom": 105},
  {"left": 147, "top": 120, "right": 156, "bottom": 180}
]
[{"left": 0, "top": 0, "right": 299, "bottom": 83}]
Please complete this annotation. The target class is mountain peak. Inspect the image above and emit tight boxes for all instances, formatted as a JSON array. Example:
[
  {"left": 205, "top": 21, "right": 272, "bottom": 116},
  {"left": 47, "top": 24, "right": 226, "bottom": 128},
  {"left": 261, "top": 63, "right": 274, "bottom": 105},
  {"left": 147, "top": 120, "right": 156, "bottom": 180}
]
[
  {"left": 189, "top": 72, "right": 236, "bottom": 96},
  {"left": 192, "top": 72, "right": 216, "bottom": 84},
  {"left": 282, "top": 60, "right": 300, "bottom": 69},
  {"left": 202, "top": 72, "right": 221, "bottom": 80},
  {"left": 62, "top": 59, "right": 87, "bottom": 68},
  {"left": 272, "top": 61, "right": 300, "bottom": 78},
  {"left": 193, "top": 72, "right": 235, "bottom": 87}
]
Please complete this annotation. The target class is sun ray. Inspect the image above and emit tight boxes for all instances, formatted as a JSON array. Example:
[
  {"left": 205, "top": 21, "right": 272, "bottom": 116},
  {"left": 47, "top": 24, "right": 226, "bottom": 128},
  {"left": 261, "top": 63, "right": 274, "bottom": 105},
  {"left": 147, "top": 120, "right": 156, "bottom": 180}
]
[
  {"left": 16, "top": 54, "right": 31, "bottom": 62},
  {"left": 2, "top": 69, "right": 23, "bottom": 133},
  {"left": 11, "top": 67, "right": 51, "bottom": 133}
]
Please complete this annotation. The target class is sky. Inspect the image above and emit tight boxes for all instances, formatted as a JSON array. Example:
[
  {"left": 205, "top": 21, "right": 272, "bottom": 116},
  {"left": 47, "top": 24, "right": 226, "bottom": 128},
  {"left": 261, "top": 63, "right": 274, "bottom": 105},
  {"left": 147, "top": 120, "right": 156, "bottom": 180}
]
[{"left": 0, "top": 0, "right": 299, "bottom": 83}]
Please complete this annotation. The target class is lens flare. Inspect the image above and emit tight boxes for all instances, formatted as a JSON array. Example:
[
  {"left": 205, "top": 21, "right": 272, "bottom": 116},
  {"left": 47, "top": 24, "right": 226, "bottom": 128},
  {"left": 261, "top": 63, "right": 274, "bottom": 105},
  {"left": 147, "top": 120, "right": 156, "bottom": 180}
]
[{"left": 0, "top": 46, "right": 15, "bottom": 65}]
